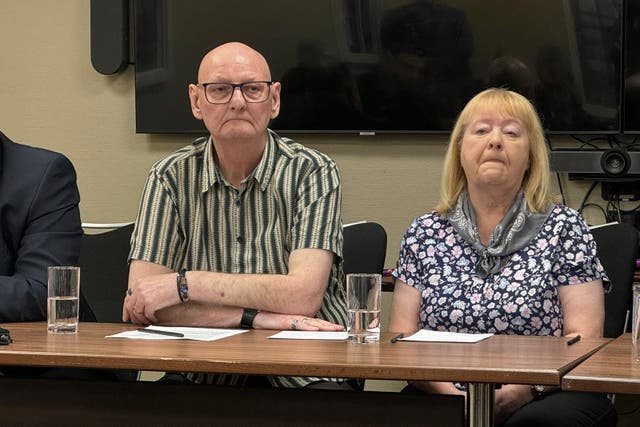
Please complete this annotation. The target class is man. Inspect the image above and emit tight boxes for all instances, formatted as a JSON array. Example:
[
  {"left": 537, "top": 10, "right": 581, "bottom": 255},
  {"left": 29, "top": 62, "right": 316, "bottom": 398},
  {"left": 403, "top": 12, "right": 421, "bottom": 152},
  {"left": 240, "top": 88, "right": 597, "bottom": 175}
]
[
  {"left": 0, "top": 131, "right": 93, "bottom": 323},
  {"left": 0, "top": 132, "right": 121, "bottom": 381},
  {"left": 123, "top": 42, "right": 348, "bottom": 388}
]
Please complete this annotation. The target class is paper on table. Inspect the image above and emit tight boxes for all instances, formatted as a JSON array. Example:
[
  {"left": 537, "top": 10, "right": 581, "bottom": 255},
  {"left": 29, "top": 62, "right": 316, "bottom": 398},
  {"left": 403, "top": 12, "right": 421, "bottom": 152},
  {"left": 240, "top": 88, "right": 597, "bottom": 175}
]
[
  {"left": 106, "top": 326, "right": 248, "bottom": 341},
  {"left": 269, "top": 331, "right": 348, "bottom": 340},
  {"left": 400, "top": 329, "right": 493, "bottom": 343}
]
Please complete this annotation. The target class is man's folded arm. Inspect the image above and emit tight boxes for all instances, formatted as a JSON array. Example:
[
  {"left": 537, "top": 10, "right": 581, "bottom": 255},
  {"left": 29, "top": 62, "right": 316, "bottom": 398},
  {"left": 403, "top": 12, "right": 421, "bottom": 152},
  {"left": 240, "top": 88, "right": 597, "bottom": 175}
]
[{"left": 125, "top": 248, "right": 334, "bottom": 325}]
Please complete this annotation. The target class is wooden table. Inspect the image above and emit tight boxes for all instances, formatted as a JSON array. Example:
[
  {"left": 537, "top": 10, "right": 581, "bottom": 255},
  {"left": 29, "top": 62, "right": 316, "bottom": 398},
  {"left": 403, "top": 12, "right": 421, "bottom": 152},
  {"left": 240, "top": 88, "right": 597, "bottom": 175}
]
[
  {"left": 563, "top": 333, "right": 640, "bottom": 394},
  {"left": 0, "top": 322, "right": 609, "bottom": 427}
]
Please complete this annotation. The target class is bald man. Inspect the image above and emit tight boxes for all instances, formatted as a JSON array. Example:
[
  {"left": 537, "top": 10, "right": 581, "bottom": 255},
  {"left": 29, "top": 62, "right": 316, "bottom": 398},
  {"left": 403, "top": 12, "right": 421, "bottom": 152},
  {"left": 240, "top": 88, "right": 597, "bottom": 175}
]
[{"left": 124, "top": 43, "right": 349, "bottom": 389}]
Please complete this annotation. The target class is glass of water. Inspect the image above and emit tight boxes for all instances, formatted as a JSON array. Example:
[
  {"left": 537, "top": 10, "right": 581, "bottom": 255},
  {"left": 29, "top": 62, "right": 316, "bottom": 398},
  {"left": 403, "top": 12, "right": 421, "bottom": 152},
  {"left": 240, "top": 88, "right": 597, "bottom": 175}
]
[
  {"left": 346, "top": 273, "right": 381, "bottom": 344},
  {"left": 47, "top": 266, "right": 80, "bottom": 334}
]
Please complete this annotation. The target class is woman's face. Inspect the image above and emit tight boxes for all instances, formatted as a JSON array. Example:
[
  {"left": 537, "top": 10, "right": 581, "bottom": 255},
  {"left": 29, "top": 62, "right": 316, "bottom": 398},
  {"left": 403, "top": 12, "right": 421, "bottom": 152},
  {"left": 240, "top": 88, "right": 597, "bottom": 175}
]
[{"left": 460, "top": 109, "right": 530, "bottom": 191}]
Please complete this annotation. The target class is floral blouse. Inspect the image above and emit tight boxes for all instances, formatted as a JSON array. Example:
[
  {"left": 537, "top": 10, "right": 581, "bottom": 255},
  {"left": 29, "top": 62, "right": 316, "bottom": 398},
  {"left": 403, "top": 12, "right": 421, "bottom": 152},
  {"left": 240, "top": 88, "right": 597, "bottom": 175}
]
[{"left": 393, "top": 205, "right": 608, "bottom": 336}]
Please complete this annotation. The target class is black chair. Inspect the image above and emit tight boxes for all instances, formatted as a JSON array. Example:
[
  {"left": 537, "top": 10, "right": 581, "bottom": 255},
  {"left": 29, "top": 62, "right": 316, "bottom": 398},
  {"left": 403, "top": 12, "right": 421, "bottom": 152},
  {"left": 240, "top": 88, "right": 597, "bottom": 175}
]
[
  {"left": 78, "top": 222, "right": 138, "bottom": 381},
  {"left": 591, "top": 223, "right": 640, "bottom": 338},
  {"left": 342, "top": 222, "right": 387, "bottom": 275},
  {"left": 342, "top": 221, "right": 387, "bottom": 391},
  {"left": 79, "top": 223, "right": 134, "bottom": 323}
]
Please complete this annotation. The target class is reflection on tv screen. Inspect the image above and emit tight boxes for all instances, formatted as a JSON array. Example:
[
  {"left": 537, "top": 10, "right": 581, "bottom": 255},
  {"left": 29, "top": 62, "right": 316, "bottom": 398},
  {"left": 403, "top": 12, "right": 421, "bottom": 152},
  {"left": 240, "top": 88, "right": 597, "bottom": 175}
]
[{"left": 134, "top": 0, "right": 622, "bottom": 134}]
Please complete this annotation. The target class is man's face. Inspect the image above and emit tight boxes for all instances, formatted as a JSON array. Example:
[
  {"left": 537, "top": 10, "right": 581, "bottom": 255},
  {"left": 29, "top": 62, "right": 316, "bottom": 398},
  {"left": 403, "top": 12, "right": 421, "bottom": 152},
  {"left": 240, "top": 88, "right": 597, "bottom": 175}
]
[{"left": 188, "top": 45, "right": 281, "bottom": 142}]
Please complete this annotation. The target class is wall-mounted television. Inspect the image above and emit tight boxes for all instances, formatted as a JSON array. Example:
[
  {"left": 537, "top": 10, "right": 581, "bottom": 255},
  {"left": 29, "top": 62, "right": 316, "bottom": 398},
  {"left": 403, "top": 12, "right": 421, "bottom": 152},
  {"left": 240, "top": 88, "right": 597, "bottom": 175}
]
[
  {"left": 624, "top": 0, "right": 640, "bottom": 133},
  {"left": 134, "top": 0, "right": 622, "bottom": 135}
]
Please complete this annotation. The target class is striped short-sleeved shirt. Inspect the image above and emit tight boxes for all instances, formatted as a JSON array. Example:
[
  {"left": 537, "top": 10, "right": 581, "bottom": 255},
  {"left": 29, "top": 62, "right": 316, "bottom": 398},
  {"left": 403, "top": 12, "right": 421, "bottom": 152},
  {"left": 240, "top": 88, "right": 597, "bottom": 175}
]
[{"left": 129, "top": 129, "right": 346, "bottom": 388}]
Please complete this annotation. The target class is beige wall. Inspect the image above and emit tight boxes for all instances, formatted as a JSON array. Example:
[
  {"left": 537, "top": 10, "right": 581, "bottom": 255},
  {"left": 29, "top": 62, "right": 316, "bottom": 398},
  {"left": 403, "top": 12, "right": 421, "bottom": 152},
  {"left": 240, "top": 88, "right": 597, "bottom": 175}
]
[{"left": 0, "top": 1, "right": 609, "bottom": 268}]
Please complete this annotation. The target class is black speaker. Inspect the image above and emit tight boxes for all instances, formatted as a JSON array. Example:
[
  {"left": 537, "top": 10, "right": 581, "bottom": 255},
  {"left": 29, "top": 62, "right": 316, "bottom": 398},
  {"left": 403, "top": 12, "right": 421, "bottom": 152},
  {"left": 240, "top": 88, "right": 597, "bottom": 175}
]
[
  {"left": 90, "top": 0, "right": 129, "bottom": 75},
  {"left": 549, "top": 148, "right": 640, "bottom": 179}
]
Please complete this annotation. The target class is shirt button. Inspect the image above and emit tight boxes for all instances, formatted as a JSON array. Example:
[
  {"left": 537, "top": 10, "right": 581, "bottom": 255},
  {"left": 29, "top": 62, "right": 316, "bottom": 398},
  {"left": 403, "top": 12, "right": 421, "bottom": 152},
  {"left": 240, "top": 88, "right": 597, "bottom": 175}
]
[
  {"left": 235, "top": 199, "right": 240, "bottom": 207},
  {"left": 237, "top": 236, "right": 244, "bottom": 243}
]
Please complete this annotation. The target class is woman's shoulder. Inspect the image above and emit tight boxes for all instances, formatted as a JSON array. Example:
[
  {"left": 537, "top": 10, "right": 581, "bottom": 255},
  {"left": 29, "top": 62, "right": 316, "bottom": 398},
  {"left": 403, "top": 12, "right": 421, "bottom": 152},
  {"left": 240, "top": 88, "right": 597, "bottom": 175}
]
[
  {"left": 540, "top": 204, "right": 592, "bottom": 240},
  {"left": 410, "top": 211, "right": 449, "bottom": 228},
  {"left": 403, "top": 211, "right": 450, "bottom": 238},
  {"left": 549, "top": 203, "right": 579, "bottom": 216},
  {"left": 546, "top": 204, "right": 588, "bottom": 225}
]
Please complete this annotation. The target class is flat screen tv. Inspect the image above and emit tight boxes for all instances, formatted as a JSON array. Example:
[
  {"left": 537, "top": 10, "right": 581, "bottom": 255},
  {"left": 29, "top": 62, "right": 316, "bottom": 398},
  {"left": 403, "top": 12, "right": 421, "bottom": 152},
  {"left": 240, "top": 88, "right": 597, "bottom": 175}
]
[
  {"left": 624, "top": 0, "right": 640, "bottom": 133},
  {"left": 134, "top": 0, "right": 622, "bottom": 135}
]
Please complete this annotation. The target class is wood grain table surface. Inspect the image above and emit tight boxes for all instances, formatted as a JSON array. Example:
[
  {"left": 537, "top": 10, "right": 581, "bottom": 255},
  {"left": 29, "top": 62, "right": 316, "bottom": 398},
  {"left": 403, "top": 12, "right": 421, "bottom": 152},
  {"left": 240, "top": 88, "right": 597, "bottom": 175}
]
[
  {"left": 0, "top": 322, "right": 609, "bottom": 386},
  {"left": 563, "top": 333, "right": 640, "bottom": 394}
]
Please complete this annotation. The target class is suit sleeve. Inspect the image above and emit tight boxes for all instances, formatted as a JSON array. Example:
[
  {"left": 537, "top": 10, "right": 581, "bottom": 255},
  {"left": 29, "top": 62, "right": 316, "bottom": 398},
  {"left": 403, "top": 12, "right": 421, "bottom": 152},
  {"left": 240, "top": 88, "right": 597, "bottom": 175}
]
[{"left": 0, "top": 155, "right": 82, "bottom": 322}]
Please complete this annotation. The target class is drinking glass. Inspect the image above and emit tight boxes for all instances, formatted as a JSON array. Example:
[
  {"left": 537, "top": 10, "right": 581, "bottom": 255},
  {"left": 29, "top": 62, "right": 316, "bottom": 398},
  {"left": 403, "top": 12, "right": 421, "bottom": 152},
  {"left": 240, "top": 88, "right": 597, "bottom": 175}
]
[
  {"left": 47, "top": 266, "right": 80, "bottom": 334},
  {"left": 346, "top": 273, "right": 381, "bottom": 344}
]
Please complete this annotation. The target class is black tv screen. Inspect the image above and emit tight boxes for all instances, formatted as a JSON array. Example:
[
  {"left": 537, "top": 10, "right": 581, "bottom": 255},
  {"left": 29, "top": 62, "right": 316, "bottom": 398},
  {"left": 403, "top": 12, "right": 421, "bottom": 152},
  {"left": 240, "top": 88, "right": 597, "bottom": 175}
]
[
  {"left": 624, "top": 0, "right": 640, "bottom": 133},
  {"left": 134, "top": 0, "right": 622, "bottom": 134}
]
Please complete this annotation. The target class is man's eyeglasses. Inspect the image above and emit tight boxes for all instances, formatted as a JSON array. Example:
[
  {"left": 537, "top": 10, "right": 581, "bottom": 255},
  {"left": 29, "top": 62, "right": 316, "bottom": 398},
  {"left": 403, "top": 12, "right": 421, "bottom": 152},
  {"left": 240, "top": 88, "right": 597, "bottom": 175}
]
[{"left": 198, "top": 81, "right": 273, "bottom": 104}]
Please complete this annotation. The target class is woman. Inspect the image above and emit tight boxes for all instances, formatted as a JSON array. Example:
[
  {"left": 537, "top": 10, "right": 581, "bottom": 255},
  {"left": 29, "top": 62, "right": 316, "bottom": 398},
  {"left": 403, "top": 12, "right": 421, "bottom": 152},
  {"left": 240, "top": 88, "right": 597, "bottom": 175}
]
[{"left": 389, "top": 89, "right": 616, "bottom": 426}]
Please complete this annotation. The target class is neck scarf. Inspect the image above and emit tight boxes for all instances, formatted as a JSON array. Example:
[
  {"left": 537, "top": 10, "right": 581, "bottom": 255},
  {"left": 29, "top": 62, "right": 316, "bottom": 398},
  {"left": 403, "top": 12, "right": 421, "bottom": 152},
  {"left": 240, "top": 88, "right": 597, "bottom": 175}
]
[{"left": 446, "top": 190, "right": 552, "bottom": 278}]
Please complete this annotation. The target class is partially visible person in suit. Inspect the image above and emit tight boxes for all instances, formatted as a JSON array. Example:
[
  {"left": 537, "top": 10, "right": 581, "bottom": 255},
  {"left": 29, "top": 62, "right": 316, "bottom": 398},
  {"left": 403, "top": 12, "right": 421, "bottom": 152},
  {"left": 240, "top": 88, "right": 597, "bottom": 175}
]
[{"left": 0, "top": 131, "right": 93, "bottom": 322}]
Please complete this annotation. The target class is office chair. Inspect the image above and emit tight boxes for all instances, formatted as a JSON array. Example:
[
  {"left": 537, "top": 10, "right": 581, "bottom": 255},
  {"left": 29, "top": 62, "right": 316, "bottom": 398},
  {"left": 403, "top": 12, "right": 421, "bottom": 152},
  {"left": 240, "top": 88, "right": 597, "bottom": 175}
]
[
  {"left": 342, "top": 221, "right": 387, "bottom": 392},
  {"left": 343, "top": 222, "right": 387, "bottom": 275},
  {"left": 80, "top": 222, "right": 138, "bottom": 381},
  {"left": 590, "top": 223, "right": 640, "bottom": 338},
  {"left": 79, "top": 222, "right": 134, "bottom": 323}
]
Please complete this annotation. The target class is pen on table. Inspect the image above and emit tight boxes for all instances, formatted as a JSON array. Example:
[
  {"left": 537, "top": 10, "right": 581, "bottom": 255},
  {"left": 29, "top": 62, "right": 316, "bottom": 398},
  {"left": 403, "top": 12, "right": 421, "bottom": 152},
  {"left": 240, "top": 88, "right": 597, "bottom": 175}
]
[
  {"left": 390, "top": 333, "right": 404, "bottom": 344},
  {"left": 137, "top": 328, "right": 184, "bottom": 338},
  {"left": 566, "top": 335, "right": 581, "bottom": 346}
]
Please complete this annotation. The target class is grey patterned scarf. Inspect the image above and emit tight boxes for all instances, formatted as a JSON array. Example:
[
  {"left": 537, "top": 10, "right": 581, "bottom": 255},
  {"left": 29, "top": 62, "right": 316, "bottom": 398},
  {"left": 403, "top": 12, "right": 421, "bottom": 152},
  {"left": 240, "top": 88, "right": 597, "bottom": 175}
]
[{"left": 446, "top": 190, "right": 552, "bottom": 278}]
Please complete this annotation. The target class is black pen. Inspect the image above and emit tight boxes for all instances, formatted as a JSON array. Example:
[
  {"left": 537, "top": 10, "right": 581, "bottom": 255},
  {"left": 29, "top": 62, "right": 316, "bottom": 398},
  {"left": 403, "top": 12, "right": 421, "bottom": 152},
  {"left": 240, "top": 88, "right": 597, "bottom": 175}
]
[
  {"left": 566, "top": 335, "right": 581, "bottom": 346},
  {"left": 137, "top": 328, "right": 184, "bottom": 338},
  {"left": 390, "top": 333, "right": 404, "bottom": 343}
]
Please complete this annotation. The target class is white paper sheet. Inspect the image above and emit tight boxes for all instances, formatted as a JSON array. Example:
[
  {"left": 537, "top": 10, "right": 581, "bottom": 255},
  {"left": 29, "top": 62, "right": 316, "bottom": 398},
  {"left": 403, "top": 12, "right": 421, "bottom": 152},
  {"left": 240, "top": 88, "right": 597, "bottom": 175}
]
[
  {"left": 106, "top": 326, "right": 249, "bottom": 341},
  {"left": 268, "top": 331, "right": 348, "bottom": 340},
  {"left": 399, "top": 330, "right": 493, "bottom": 343}
]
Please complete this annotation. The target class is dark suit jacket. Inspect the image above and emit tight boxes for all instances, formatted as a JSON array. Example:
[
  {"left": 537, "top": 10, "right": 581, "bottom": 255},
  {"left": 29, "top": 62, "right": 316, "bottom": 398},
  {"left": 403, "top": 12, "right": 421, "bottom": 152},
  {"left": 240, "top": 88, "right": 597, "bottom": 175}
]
[{"left": 0, "top": 131, "right": 94, "bottom": 322}]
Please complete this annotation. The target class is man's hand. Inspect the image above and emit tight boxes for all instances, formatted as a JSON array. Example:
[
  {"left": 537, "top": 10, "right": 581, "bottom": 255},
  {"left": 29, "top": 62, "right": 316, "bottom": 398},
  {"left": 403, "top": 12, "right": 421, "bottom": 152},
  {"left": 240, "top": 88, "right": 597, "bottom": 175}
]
[
  {"left": 123, "top": 271, "right": 182, "bottom": 325},
  {"left": 253, "top": 312, "right": 344, "bottom": 331}
]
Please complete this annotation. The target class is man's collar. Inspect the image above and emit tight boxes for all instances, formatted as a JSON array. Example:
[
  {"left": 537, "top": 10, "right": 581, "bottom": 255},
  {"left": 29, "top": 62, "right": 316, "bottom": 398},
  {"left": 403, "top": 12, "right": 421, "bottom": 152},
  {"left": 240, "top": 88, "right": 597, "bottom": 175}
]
[
  {"left": 201, "top": 136, "right": 219, "bottom": 191},
  {"left": 201, "top": 131, "right": 278, "bottom": 192},
  {"left": 251, "top": 130, "right": 278, "bottom": 191}
]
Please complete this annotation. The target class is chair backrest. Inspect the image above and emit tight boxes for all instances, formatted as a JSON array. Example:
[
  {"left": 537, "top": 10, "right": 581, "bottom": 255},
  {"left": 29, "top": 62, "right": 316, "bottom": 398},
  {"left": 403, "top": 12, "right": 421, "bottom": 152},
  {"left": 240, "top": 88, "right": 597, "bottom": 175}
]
[
  {"left": 79, "top": 223, "right": 134, "bottom": 323},
  {"left": 343, "top": 222, "right": 387, "bottom": 275},
  {"left": 590, "top": 223, "right": 640, "bottom": 338}
]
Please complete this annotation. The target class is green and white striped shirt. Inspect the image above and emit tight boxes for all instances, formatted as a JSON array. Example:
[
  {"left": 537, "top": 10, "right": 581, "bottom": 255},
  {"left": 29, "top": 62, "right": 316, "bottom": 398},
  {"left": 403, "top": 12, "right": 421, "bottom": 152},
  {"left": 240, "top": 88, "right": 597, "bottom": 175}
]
[{"left": 129, "top": 130, "right": 346, "bottom": 387}]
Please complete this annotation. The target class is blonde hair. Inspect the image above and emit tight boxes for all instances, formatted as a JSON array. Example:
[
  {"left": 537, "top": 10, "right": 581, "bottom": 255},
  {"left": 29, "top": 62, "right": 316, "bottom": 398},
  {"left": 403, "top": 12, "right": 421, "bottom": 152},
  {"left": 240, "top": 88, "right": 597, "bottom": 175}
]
[{"left": 435, "top": 88, "right": 554, "bottom": 214}]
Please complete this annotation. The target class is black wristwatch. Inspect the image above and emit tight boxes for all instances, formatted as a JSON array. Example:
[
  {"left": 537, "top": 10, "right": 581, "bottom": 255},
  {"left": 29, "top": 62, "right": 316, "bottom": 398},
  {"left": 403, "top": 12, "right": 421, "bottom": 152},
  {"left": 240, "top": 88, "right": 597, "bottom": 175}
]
[{"left": 240, "top": 308, "right": 260, "bottom": 329}]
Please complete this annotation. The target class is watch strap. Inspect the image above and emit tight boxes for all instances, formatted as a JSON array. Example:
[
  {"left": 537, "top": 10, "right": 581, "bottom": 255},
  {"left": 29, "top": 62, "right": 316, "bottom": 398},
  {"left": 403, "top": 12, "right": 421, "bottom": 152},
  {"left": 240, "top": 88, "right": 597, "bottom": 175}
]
[
  {"left": 176, "top": 269, "right": 189, "bottom": 302},
  {"left": 240, "top": 308, "right": 260, "bottom": 329}
]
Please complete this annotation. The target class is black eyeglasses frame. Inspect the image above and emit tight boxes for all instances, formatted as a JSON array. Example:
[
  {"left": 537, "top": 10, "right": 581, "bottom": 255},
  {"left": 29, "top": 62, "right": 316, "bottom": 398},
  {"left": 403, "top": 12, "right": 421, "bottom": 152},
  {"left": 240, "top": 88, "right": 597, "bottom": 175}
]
[{"left": 197, "top": 81, "right": 273, "bottom": 104}]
